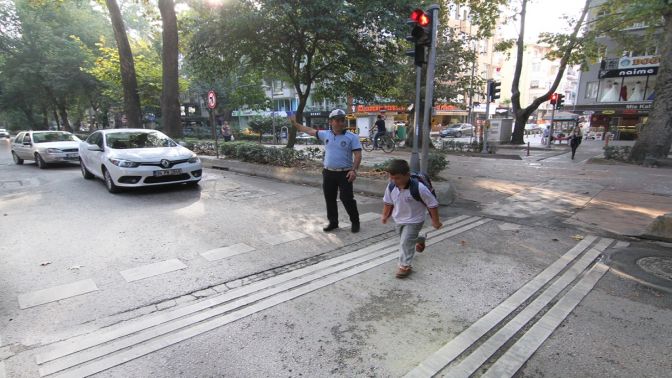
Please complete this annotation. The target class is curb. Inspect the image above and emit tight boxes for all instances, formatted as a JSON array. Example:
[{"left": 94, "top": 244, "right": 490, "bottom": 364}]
[{"left": 200, "top": 156, "right": 456, "bottom": 205}]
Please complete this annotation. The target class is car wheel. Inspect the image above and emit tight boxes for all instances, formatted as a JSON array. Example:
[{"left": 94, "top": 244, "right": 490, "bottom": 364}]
[
  {"left": 12, "top": 151, "right": 24, "bottom": 165},
  {"left": 35, "top": 153, "right": 47, "bottom": 169},
  {"left": 103, "top": 168, "right": 120, "bottom": 193},
  {"left": 80, "top": 160, "right": 94, "bottom": 179},
  {"left": 456, "top": 131, "right": 462, "bottom": 138}
]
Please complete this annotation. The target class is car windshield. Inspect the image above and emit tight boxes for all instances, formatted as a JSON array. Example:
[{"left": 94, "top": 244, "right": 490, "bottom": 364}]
[
  {"left": 32, "top": 132, "right": 77, "bottom": 143},
  {"left": 449, "top": 124, "right": 461, "bottom": 129},
  {"left": 105, "top": 131, "right": 177, "bottom": 149}
]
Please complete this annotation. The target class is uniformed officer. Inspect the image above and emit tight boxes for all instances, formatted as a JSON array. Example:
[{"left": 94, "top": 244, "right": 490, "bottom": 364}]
[{"left": 289, "top": 109, "right": 362, "bottom": 233}]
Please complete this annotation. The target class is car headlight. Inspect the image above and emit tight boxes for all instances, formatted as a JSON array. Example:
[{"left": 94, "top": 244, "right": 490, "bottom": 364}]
[
  {"left": 188, "top": 155, "right": 200, "bottom": 163},
  {"left": 46, "top": 148, "right": 62, "bottom": 154},
  {"left": 109, "top": 158, "right": 140, "bottom": 168}
]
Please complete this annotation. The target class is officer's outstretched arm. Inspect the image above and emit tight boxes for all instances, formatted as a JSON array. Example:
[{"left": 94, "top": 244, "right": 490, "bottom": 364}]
[{"left": 288, "top": 116, "right": 317, "bottom": 136}]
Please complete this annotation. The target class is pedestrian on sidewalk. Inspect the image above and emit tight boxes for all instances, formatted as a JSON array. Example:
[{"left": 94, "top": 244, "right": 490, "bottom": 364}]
[
  {"left": 289, "top": 109, "right": 362, "bottom": 233},
  {"left": 221, "top": 122, "right": 232, "bottom": 142},
  {"left": 381, "top": 159, "right": 442, "bottom": 278},
  {"left": 569, "top": 126, "right": 583, "bottom": 160},
  {"left": 542, "top": 127, "right": 550, "bottom": 145}
]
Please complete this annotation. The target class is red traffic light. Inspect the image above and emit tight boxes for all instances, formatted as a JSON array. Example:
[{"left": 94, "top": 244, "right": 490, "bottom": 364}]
[
  {"left": 550, "top": 93, "right": 558, "bottom": 105},
  {"left": 409, "top": 9, "right": 430, "bottom": 26}
]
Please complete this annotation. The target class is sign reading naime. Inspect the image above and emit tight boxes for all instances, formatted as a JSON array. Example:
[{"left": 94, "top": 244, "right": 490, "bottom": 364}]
[{"left": 599, "top": 67, "right": 658, "bottom": 78}]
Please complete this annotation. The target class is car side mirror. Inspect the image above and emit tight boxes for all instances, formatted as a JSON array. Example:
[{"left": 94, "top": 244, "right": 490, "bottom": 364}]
[{"left": 87, "top": 144, "right": 103, "bottom": 152}]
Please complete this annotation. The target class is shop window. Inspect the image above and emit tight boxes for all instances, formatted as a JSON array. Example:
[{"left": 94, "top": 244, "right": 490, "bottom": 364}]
[
  {"left": 598, "top": 76, "right": 655, "bottom": 103},
  {"left": 586, "top": 82, "right": 598, "bottom": 99}
]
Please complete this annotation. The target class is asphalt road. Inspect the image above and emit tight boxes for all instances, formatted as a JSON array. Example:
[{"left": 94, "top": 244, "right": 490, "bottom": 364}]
[{"left": 0, "top": 138, "right": 670, "bottom": 377}]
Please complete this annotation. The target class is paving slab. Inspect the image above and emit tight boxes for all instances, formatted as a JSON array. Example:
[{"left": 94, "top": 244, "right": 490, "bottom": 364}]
[
  {"left": 18, "top": 279, "right": 99, "bottom": 310},
  {"left": 119, "top": 259, "right": 188, "bottom": 283},
  {"left": 200, "top": 243, "right": 256, "bottom": 261}
]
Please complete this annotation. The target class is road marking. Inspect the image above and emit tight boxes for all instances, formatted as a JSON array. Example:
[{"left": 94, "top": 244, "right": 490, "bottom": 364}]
[
  {"left": 440, "top": 247, "right": 607, "bottom": 378},
  {"left": 18, "top": 279, "right": 99, "bottom": 310},
  {"left": 405, "top": 236, "right": 612, "bottom": 378},
  {"left": 260, "top": 231, "right": 308, "bottom": 246},
  {"left": 481, "top": 263, "right": 610, "bottom": 378},
  {"left": 614, "top": 241, "right": 630, "bottom": 249},
  {"left": 36, "top": 215, "right": 476, "bottom": 367},
  {"left": 200, "top": 243, "right": 256, "bottom": 261},
  {"left": 34, "top": 215, "right": 472, "bottom": 365},
  {"left": 0, "top": 360, "right": 6, "bottom": 378},
  {"left": 119, "top": 259, "right": 187, "bottom": 283},
  {"left": 36, "top": 217, "right": 489, "bottom": 377}
]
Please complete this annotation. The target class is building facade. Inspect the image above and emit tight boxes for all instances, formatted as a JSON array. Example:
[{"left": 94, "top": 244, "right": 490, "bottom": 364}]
[{"left": 573, "top": 1, "right": 660, "bottom": 140}]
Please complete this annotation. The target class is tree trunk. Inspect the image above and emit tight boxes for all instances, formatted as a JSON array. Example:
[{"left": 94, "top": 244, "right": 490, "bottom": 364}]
[
  {"left": 21, "top": 106, "right": 39, "bottom": 130},
  {"left": 629, "top": 13, "right": 672, "bottom": 162},
  {"left": 158, "top": 0, "right": 182, "bottom": 138},
  {"left": 510, "top": 0, "right": 590, "bottom": 144},
  {"left": 287, "top": 92, "right": 309, "bottom": 148},
  {"left": 56, "top": 100, "right": 72, "bottom": 132},
  {"left": 105, "top": 0, "right": 142, "bottom": 129},
  {"left": 52, "top": 108, "right": 61, "bottom": 130},
  {"left": 41, "top": 108, "right": 49, "bottom": 130}
]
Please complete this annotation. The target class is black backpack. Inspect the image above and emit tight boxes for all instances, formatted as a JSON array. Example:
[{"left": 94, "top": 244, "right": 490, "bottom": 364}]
[{"left": 387, "top": 172, "right": 437, "bottom": 205}]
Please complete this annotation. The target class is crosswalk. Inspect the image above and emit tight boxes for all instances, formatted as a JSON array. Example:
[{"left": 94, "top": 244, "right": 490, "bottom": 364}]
[
  {"left": 32, "top": 215, "right": 489, "bottom": 377},
  {"left": 405, "top": 235, "right": 613, "bottom": 378}
]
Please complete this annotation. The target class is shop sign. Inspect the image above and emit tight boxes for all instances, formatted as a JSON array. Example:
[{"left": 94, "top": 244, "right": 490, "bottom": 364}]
[
  {"left": 599, "top": 67, "right": 658, "bottom": 78},
  {"left": 623, "top": 109, "right": 638, "bottom": 115},
  {"left": 625, "top": 103, "right": 652, "bottom": 110},
  {"left": 355, "top": 105, "right": 407, "bottom": 112},
  {"left": 618, "top": 55, "right": 660, "bottom": 69},
  {"left": 601, "top": 110, "right": 616, "bottom": 115}
]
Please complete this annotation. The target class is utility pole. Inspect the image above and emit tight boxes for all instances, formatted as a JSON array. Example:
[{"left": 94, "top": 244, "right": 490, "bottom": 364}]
[{"left": 420, "top": 4, "right": 440, "bottom": 175}]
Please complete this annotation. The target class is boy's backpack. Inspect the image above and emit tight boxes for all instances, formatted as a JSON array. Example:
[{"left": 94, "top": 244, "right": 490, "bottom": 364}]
[{"left": 387, "top": 172, "right": 437, "bottom": 205}]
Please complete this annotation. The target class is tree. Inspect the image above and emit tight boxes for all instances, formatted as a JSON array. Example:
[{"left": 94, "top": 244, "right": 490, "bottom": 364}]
[
  {"left": 186, "top": 0, "right": 419, "bottom": 148},
  {"left": 591, "top": 0, "right": 672, "bottom": 163},
  {"left": 158, "top": 0, "right": 182, "bottom": 138},
  {"left": 247, "top": 116, "right": 274, "bottom": 143},
  {"left": 509, "top": 0, "right": 591, "bottom": 144},
  {"left": 105, "top": 0, "right": 143, "bottom": 128}
]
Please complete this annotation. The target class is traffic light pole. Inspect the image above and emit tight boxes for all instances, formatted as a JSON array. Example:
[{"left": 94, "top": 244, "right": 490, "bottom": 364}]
[
  {"left": 410, "top": 66, "right": 422, "bottom": 173},
  {"left": 482, "top": 79, "right": 492, "bottom": 155},
  {"left": 420, "top": 4, "right": 440, "bottom": 175}
]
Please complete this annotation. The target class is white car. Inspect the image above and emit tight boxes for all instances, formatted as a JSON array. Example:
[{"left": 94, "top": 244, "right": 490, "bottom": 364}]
[
  {"left": 11, "top": 131, "right": 81, "bottom": 168},
  {"left": 79, "top": 129, "right": 202, "bottom": 193}
]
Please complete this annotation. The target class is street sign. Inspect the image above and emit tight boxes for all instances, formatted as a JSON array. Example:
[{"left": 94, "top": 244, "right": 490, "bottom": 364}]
[{"left": 207, "top": 90, "right": 217, "bottom": 110}]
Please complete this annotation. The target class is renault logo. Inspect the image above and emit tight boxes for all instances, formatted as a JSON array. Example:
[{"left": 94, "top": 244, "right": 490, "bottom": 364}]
[{"left": 160, "top": 159, "right": 171, "bottom": 168}]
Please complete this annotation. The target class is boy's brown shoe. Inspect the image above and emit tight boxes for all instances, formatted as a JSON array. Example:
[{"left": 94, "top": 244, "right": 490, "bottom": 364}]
[
  {"left": 396, "top": 266, "right": 412, "bottom": 278},
  {"left": 415, "top": 241, "right": 426, "bottom": 253}
]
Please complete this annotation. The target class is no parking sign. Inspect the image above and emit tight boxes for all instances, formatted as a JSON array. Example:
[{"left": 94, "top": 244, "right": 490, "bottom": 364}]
[{"left": 207, "top": 90, "right": 217, "bottom": 110}]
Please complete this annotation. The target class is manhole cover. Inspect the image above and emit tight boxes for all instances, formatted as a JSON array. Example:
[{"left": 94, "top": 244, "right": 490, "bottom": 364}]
[{"left": 636, "top": 257, "right": 672, "bottom": 281}]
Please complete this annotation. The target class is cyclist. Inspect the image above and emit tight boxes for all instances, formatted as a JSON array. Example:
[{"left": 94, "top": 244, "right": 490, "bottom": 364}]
[{"left": 373, "top": 114, "right": 386, "bottom": 149}]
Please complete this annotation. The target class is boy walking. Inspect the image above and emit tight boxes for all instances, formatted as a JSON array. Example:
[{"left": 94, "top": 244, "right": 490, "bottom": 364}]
[{"left": 381, "top": 159, "right": 442, "bottom": 278}]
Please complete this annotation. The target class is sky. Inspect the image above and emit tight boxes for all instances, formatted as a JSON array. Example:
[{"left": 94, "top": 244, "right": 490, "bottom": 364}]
[{"left": 511, "top": 0, "right": 588, "bottom": 41}]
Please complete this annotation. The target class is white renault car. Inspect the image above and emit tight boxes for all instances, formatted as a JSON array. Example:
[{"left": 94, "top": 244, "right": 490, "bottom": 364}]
[{"left": 79, "top": 129, "right": 202, "bottom": 193}]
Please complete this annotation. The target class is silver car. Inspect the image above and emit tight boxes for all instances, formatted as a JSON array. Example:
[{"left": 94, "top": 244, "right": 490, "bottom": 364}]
[{"left": 11, "top": 131, "right": 81, "bottom": 168}]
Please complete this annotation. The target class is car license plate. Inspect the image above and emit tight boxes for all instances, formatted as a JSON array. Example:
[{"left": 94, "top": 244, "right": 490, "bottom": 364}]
[
  {"left": 67, "top": 153, "right": 79, "bottom": 158},
  {"left": 153, "top": 169, "right": 182, "bottom": 177}
]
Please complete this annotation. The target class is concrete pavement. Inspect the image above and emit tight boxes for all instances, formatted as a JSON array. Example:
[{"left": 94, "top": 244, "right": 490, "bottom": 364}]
[{"left": 1, "top": 137, "right": 671, "bottom": 377}]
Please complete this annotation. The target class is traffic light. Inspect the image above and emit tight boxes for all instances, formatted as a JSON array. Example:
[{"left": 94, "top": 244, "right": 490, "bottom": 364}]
[
  {"left": 556, "top": 94, "right": 565, "bottom": 109},
  {"left": 487, "top": 80, "right": 501, "bottom": 102},
  {"left": 550, "top": 93, "right": 558, "bottom": 105},
  {"left": 406, "top": 8, "right": 432, "bottom": 66}
]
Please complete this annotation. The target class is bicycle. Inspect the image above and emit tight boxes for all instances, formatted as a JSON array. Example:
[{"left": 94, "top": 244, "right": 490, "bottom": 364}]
[{"left": 362, "top": 133, "right": 395, "bottom": 153}]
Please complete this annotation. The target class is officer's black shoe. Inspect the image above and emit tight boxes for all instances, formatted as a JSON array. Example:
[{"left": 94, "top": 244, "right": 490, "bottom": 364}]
[
  {"left": 323, "top": 224, "right": 339, "bottom": 232},
  {"left": 351, "top": 223, "right": 360, "bottom": 233}
]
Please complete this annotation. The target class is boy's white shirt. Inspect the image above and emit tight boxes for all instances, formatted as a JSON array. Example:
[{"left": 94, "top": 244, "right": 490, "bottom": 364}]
[{"left": 383, "top": 181, "right": 439, "bottom": 225}]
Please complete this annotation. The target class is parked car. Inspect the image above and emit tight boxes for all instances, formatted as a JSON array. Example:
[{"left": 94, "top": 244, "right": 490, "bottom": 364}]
[
  {"left": 440, "top": 123, "right": 474, "bottom": 138},
  {"left": 524, "top": 124, "right": 541, "bottom": 134},
  {"left": 78, "top": 129, "right": 202, "bottom": 193},
  {"left": 0, "top": 128, "right": 9, "bottom": 139},
  {"left": 11, "top": 131, "right": 81, "bottom": 168}
]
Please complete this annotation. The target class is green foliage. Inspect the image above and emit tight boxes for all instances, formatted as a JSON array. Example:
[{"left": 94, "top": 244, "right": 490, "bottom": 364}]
[{"left": 219, "top": 142, "right": 310, "bottom": 167}]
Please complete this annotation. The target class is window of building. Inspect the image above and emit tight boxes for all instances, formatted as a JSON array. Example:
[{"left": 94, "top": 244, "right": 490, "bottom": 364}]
[
  {"left": 585, "top": 81, "right": 598, "bottom": 99},
  {"left": 598, "top": 75, "right": 655, "bottom": 103},
  {"left": 532, "top": 62, "right": 541, "bottom": 72},
  {"left": 530, "top": 80, "right": 540, "bottom": 89}
]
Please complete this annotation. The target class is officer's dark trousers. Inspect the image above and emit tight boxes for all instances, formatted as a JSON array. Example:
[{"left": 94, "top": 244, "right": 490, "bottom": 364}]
[{"left": 322, "top": 169, "right": 360, "bottom": 226}]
